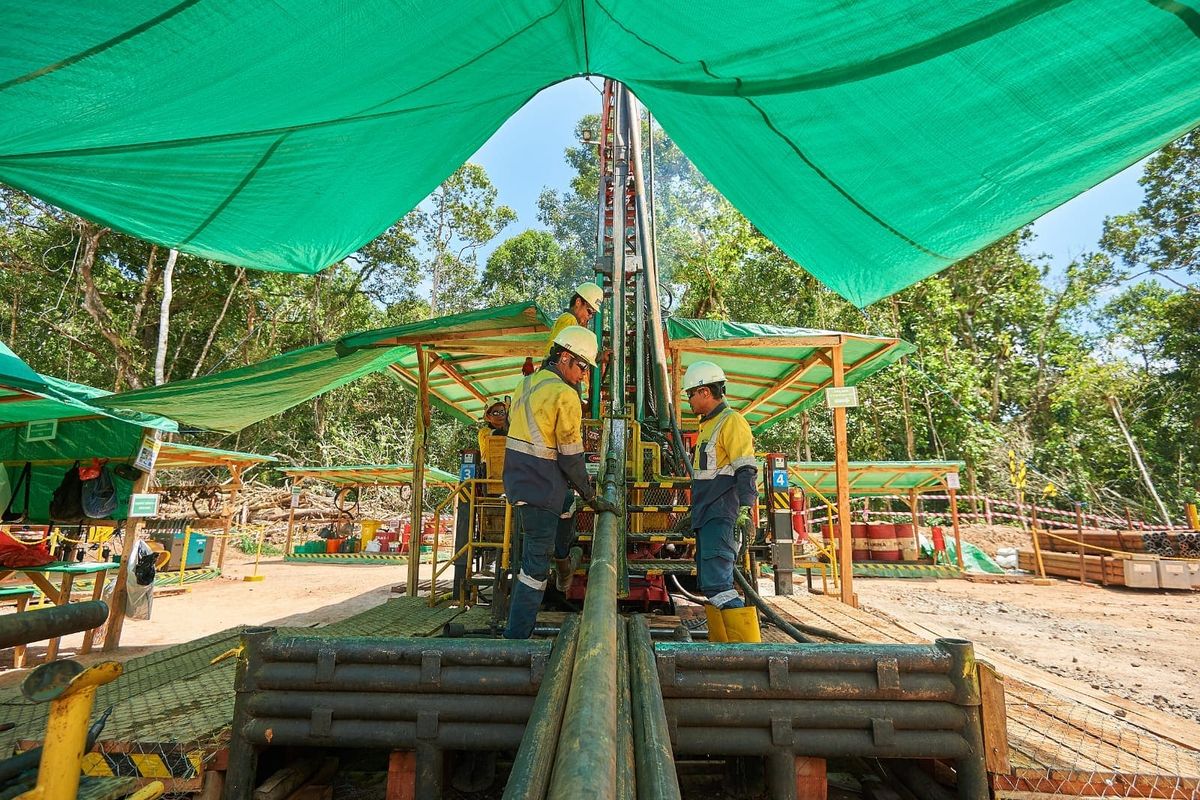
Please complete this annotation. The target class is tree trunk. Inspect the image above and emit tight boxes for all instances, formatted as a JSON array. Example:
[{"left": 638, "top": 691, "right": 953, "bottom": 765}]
[
  {"left": 191, "top": 267, "right": 245, "bottom": 378},
  {"left": 1109, "top": 396, "right": 1173, "bottom": 527},
  {"left": 799, "top": 411, "right": 812, "bottom": 462},
  {"left": 77, "top": 221, "right": 143, "bottom": 389},
  {"left": 154, "top": 248, "right": 178, "bottom": 385}
]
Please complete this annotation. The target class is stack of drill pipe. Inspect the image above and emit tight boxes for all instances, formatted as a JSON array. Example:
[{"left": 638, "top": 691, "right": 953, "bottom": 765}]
[
  {"left": 1017, "top": 550, "right": 1127, "bottom": 584},
  {"left": 1037, "top": 529, "right": 1149, "bottom": 555},
  {"left": 655, "top": 639, "right": 982, "bottom": 762}
]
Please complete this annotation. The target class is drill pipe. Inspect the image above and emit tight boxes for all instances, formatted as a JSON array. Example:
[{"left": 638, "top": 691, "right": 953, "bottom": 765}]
[
  {"left": 253, "top": 663, "right": 541, "bottom": 695},
  {"left": 672, "top": 727, "right": 972, "bottom": 759},
  {"left": 616, "top": 616, "right": 634, "bottom": 800},
  {"left": 547, "top": 422, "right": 625, "bottom": 799},
  {"left": 0, "top": 601, "right": 108, "bottom": 649},
  {"left": 629, "top": 615, "right": 682, "bottom": 800},
  {"left": 240, "top": 719, "right": 527, "bottom": 750},
  {"left": 503, "top": 614, "right": 580, "bottom": 800},
  {"left": 664, "top": 698, "right": 966, "bottom": 730},
  {"left": 660, "top": 670, "right": 956, "bottom": 702},
  {"left": 255, "top": 635, "right": 550, "bottom": 665}
]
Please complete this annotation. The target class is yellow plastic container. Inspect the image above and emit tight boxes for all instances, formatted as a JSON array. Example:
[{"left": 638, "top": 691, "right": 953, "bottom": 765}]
[{"left": 360, "top": 519, "right": 382, "bottom": 546}]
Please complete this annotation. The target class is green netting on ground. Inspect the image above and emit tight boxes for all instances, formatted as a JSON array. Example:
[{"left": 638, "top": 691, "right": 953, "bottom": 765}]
[
  {"left": 789, "top": 460, "right": 965, "bottom": 496},
  {"left": 668, "top": 318, "right": 913, "bottom": 432},
  {"left": 2, "top": 3, "right": 1199, "bottom": 305},
  {"left": 278, "top": 464, "right": 459, "bottom": 486}
]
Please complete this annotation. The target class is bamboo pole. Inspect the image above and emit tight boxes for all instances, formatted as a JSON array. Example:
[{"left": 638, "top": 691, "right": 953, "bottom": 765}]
[
  {"left": 1075, "top": 503, "right": 1087, "bottom": 586},
  {"left": 830, "top": 343, "right": 854, "bottom": 607},
  {"left": 284, "top": 481, "right": 298, "bottom": 556},
  {"left": 407, "top": 345, "right": 430, "bottom": 597}
]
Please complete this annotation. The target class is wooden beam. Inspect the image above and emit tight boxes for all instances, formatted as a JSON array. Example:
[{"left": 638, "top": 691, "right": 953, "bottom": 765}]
[
  {"left": 371, "top": 325, "right": 545, "bottom": 347},
  {"left": 672, "top": 335, "right": 843, "bottom": 350},
  {"left": 739, "top": 351, "right": 828, "bottom": 419},
  {"left": 432, "top": 358, "right": 488, "bottom": 405},
  {"left": 406, "top": 346, "right": 430, "bottom": 598},
  {"left": 104, "top": 431, "right": 158, "bottom": 652}
]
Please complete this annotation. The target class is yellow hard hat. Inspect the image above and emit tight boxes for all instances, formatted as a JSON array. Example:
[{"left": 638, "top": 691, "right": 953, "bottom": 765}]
[
  {"left": 575, "top": 282, "right": 604, "bottom": 313},
  {"left": 682, "top": 361, "right": 726, "bottom": 391},
  {"left": 552, "top": 325, "right": 598, "bottom": 368}
]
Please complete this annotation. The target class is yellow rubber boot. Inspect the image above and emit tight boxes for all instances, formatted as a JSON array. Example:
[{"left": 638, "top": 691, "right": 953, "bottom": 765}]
[
  {"left": 704, "top": 604, "right": 727, "bottom": 642},
  {"left": 722, "top": 605, "right": 761, "bottom": 643}
]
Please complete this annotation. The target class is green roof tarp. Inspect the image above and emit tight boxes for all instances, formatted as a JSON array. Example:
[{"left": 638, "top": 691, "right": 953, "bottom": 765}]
[
  {"left": 3, "top": 3, "right": 1199, "bottom": 305},
  {"left": 667, "top": 318, "right": 913, "bottom": 432},
  {"left": 155, "top": 442, "right": 277, "bottom": 469},
  {"left": 96, "top": 303, "right": 551, "bottom": 432},
  {"left": 789, "top": 460, "right": 965, "bottom": 497},
  {"left": 94, "top": 339, "right": 408, "bottom": 433}
]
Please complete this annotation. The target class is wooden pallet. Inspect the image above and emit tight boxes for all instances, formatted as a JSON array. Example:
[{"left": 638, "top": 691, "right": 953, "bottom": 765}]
[{"left": 763, "top": 594, "right": 1200, "bottom": 799}]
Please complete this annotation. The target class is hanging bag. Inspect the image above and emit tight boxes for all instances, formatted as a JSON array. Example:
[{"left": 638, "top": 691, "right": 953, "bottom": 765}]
[
  {"left": 49, "top": 461, "right": 88, "bottom": 524},
  {"left": 82, "top": 462, "right": 118, "bottom": 519},
  {"left": 1, "top": 462, "right": 31, "bottom": 523}
]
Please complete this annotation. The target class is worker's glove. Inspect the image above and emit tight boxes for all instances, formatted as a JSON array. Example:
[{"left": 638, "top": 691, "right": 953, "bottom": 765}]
[
  {"left": 736, "top": 506, "right": 751, "bottom": 528},
  {"left": 590, "top": 496, "right": 619, "bottom": 515}
]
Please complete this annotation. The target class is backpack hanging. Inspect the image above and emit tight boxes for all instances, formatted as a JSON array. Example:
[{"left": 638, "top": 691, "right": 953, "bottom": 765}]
[
  {"left": 82, "top": 462, "right": 118, "bottom": 519},
  {"left": 49, "top": 461, "right": 88, "bottom": 524},
  {"left": 1, "top": 462, "right": 32, "bottom": 523}
]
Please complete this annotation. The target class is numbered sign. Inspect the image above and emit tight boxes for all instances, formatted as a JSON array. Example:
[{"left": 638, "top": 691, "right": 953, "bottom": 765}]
[{"left": 772, "top": 469, "right": 789, "bottom": 489}]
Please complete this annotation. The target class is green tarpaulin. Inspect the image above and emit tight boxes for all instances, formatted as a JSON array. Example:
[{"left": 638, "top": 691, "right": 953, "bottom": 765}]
[
  {"left": 3, "top": 3, "right": 1199, "bottom": 305},
  {"left": 667, "top": 318, "right": 913, "bottom": 432},
  {"left": 788, "top": 461, "right": 964, "bottom": 496},
  {"left": 97, "top": 303, "right": 552, "bottom": 432}
]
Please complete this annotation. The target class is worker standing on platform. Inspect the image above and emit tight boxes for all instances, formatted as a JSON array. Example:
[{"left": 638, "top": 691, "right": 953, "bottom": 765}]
[
  {"left": 545, "top": 282, "right": 604, "bottom": 355},
  {"left": 683, "top": 361, "right": 761, "bottom": 643},
  {"left": 477, "top": 398, "right": 508, "bottom": 476},
  {"left": 503, "top": 325, "right": 617, "bottom": 639}
]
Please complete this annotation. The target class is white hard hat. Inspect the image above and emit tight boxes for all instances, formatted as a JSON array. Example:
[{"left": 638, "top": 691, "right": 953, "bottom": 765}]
[
  {"left": 575, "top": 282, "right": 604, "bottom": 313},
  {"left": 682, "top": 361, "right": 726, "bottom": 391},
  {"left": 553, "top": 325, "right": 598, "bottom": 368}
]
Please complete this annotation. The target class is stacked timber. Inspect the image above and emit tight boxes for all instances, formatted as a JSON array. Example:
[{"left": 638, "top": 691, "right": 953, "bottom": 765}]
[
  {"left": 1036, "top": 529, "right": 1200, "bottom": 558},
  {"left": 1017, "top": 550, "right": 1129, "bottom": 585}
]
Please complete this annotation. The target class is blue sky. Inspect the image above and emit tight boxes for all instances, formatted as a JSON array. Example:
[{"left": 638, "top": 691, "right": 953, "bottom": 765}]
[{"left": 469, "top": 77, "right": 1145, "bottom": 280}]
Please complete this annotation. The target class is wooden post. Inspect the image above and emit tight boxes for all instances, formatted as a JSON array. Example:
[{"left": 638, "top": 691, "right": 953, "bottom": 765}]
[
  {"left": 407, "top": 345, "right": 430, "bottom": 598},
  {"left": 284, "top": 480, "right": 298, "bottom": 556},
  {"left": 104, "top": 433, "right": 158, "bottom": 652},
  {"left": 831, "top": 343, "right": 854, "bottom": 607},
  {"left": 984, "top": 496, "right": 993, "bottom": 526},
  {"left": 795, "top": 756, "right": 827, "bottom": 799},
  {"left": 948, "top": 487, "right": 964, "bottom": 570},
  {"left": 1075, "top": 502, "right": 1087, "bottom": 586},
  {"left": 670, "top": 348, "right": 682, "bottom": 429},
  {"left": 218, "top": 464, "right": 243, "bottom": 570},
  {"left": 1028, "top": 497, "right": 1046, "bottom": 579}
]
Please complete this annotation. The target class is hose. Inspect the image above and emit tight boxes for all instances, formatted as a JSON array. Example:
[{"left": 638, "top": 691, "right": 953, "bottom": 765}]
[
  {"left": 668, "top": 574, "right": 708, "bottom": 605},
  {"left": 733, "top": 529, "right": 860, "bottom": 644}
]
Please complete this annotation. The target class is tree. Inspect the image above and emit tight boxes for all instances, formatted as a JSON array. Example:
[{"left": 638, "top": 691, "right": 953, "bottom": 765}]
[
  {"left": 482, "top": 229, "right": 586, "bottom": 309},
  {"left": 407, "top": 164, "right": 516, "bottom": 315}
]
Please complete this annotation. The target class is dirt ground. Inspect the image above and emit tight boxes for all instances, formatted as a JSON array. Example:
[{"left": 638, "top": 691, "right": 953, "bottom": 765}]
[
  {"left": 4, "top": 540, "right": 1198, "bottom": 731},
  {"left": 851, "top": 576, "right": 1200, "bottom": 723}
]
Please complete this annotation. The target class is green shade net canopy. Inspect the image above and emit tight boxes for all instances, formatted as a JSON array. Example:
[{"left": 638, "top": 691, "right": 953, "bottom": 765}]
[
  {"left": 96, "top": 302, "right": 552, "bottom": 432},
  {"left": 667, "top": 318, "right": 913, "bottom": 432},
  {"left": 3, "top": 3, "right": 1199, "bottom": 305},
  {"left": 789, "top": 461, "right": 965, "bottom": 497},
  {"left": 278, "top": 464, "right": 458, "bottom": 486}
]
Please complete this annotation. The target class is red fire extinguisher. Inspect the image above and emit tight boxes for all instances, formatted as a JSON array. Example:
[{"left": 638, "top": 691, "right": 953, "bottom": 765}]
[{"left": 789, "top": 489, "right": 807, "bottom": 542}]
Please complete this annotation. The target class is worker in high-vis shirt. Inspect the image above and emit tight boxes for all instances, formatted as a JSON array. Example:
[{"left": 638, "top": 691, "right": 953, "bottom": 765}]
[
  {"left": 477, "top": 398, "right": 508, "bottom": 476},
  {"left": 683, "top": 361, "right": 761, "bottom": 643},
  {"left": 503, "top": 325, "right": 617, "bottom": 639},
  {"left": 544, "top": 282, "right": 603, "bottom": 356}
]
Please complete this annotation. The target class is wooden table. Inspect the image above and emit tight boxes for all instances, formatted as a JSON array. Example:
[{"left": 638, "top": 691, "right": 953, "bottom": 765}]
[{"left": 0, "top": 561, "right": 117, "bottom": 662}]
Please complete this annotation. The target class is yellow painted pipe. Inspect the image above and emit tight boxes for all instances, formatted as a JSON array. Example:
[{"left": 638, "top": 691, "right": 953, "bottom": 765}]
[
  {"left": 125, "top": 780, "right": 166, "bottom": 800},
  {"left": 16, "top": 661, "right": 123, "bottom": 800}
]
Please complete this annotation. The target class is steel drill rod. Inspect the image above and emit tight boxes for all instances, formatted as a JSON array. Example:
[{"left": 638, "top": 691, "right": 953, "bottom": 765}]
[
  {"left": 654, "top": 642, "right": 951, "bottom": 672},
  {"left": 672, "top": 728, "right": 972, "bottom": 759},
  {"left": 256, "top": 634, "right": 550, "bottom": 664},
  {"left": 253, "top": 663, "right": 541, "bottom": 694},
  {"left": 245, "top": 692, "right": 535, "bottom": 722},
  {"left": 503, "top": 614, "right": 581, "bottom": 800},
  {"left": 665, "top": 698, "right": 966, "bottom": 729},
  {"left": 240, "top": 719, "right": 527, "bottom": 750},
  {"left": 940, "top": 638, "right": 990, "bottom": 800},
  {"left": 0, "top": 600, "right": 108, "bottom": 649},
  {"left": 616, "top": 616, "right": 635, "bottom": 800},
  {"left": 660, "top": 670, "right": 955, "bottom": 701},
  {"left": 548, "top": 426, "right": 625, "bottom": 799},
  {"left": 629, "top": 615, "right": 682, "bottom": 800}
]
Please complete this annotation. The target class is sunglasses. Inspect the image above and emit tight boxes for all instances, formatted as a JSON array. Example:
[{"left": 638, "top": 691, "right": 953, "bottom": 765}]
[
  {"left": 486, "top": 407, "right": 507, "bottom": 418},
  {"left": 685, "top": 386, "right": 707, "bottom": 399}
]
